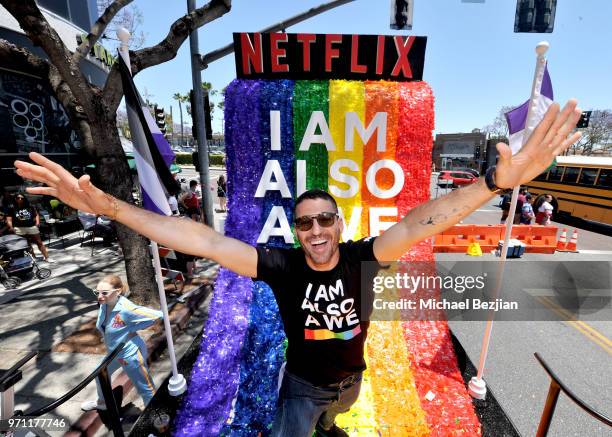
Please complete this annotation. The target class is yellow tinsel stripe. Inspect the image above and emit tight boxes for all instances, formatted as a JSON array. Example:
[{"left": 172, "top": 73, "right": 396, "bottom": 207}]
[
  {"left": 365, "top": 268, "right": 430, "bottom": 436},
  {"left": 328, "top": 80, "right": 365, "bottom": 241},
  {"left": 328, "top": 80, "right": 378, "bottom": 434},
  {"left": 336, "top": 364, "right": 380, "bottom": 436}
]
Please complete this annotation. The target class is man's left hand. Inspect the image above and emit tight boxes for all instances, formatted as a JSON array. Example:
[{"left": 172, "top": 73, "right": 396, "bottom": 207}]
[{"left": 494, "top": 99, "right": 582, "bottom": 189}]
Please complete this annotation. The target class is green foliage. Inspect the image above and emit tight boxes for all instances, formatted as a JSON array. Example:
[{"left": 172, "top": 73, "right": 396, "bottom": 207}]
[
  {"left": 209, "top": 154, "right": 225, "bottom": 166},
  {"left": 174, "top": 152, "right": 225, "bottom": 166},
  {"left": 174, "top": 153, "right": 192, "bottom": 165}
]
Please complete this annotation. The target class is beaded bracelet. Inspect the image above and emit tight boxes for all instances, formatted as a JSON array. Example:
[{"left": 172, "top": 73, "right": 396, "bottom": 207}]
[{"left": 105, "top": 194, "right": 119, "bottom": 221}]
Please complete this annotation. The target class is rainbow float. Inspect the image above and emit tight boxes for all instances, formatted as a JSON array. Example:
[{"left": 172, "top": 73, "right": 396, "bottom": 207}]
[{"left": 174, "top": 33, "right": 481, "bottom": 436}]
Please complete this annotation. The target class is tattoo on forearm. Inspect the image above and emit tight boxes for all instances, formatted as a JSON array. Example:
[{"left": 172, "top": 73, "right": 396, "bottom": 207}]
[{"left": 419, "top": 206, "right": 470, "bottom": 226}]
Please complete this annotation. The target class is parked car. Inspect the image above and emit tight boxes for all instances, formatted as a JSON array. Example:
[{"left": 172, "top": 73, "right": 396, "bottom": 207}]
[
  {"left": 437, "top": 170, "right": 478, "bottom": 188},
  {"left": 455, "top": 168, "right": 480, "bottom": 177}
]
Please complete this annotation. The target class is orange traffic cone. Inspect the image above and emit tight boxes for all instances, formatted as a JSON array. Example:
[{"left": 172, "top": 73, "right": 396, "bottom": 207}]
[
  {"left": 556, "top": 228, "right": 567, "bottom": 251},
  {"left": 565, "top": 229, "right": 578, "bottom": 252}
]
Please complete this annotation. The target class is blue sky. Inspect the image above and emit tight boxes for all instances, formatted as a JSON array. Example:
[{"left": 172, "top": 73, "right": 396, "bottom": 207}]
[{"left": 128, "top": 0, "right": 612, "bottom": 135}]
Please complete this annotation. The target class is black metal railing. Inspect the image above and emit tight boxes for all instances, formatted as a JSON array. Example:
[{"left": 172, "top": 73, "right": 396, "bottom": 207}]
[
  {"left": 534, "top": 352, "right": 612, "bottom": 436},
  {"left": 0, "top": 351, "right": 37, "bottom": 388},
  {"left": 5, "top": 342, "right": 127, "bottom": 437}
]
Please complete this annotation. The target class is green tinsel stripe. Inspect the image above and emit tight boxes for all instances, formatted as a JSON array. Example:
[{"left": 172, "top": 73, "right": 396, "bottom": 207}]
[{"left": 293, "top": 80, "right": 329, "bottom": 192}]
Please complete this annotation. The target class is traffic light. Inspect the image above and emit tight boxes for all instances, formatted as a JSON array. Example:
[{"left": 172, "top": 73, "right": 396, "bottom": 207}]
[
  {"left": 192, "top": 151, "right": 200, "bottom": 173},
  {"left": 576, "top": 111, "right": 592, "bottom": 129},
  {"left": 189, "top": 90, "right": 197, "bottom": 141},
  {"left": 203, "top": 89, "right": 213, "bottom": 141},
  {"left": 190, "top": 89, "right": 213, "bottom": 141},
  {"left": 514, "top": 0, "right": 557, "bottom": 33},
  {"left": 154, "top": 106, "right": 166, "bottom": 134}
]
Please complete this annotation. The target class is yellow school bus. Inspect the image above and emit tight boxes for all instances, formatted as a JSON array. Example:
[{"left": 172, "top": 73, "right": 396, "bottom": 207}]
[{"left": 526, "top": 156, "right": 612, "bottom": 225}]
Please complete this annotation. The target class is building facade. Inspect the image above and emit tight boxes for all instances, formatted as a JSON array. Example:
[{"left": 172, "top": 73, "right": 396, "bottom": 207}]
[
  {"left": 432, "top": 130, "right": 487, "bottom": 173},
  {"left": 0, "top": 0, "right": 108, "bottom": 187}
]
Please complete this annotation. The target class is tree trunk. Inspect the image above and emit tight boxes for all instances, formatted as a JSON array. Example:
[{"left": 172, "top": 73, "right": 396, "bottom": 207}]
[{"left": 89, "top": 115, "right": 159, "bottom": 306}]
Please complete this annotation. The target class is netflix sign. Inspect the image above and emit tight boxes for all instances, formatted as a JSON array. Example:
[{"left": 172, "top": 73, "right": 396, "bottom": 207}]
[{"left": 233, "top": 33, "right": 427, "bottom": 81}]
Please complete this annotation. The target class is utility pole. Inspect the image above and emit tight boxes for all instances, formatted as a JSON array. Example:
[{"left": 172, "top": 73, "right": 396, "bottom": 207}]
[{"left": 188, "top": 0, "right": 213, "bottom": 226}]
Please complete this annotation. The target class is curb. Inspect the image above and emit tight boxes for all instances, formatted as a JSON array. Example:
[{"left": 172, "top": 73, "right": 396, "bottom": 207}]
[{"left": 65, "top": 281, "right": 212, "bottom": 437}]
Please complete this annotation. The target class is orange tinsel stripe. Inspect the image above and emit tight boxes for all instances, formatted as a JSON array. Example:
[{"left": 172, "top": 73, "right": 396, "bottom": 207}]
[
  {"left": 360, "top": 81, "right": 400, "bottom": 236},
  {"left": 395, "top": 82, "right": 481, "bottom": 436}
]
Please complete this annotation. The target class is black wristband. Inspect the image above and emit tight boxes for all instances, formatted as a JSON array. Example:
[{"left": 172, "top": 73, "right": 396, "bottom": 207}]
[{"left": 484, "top": 166, "right": 507, "bottom": 194}]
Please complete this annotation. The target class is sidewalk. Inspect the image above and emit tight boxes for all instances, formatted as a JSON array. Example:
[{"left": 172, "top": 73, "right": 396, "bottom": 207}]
[{"left": 0, "top": 228, "right": 218, "bottom": 436}]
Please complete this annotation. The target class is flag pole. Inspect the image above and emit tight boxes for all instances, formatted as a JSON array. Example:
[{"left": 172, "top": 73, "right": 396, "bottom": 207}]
[
  {"left": 117, "top": 27, "right": 187, "bottom": 397},
  {"left": 468, "top": 41, "right": 550, "bottom": 400}
]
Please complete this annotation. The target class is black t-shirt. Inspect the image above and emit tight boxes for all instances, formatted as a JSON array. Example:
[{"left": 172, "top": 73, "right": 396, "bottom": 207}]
[
  {"left": 10, "top": 206, "right": 37, "bottom": 227},
  {"left": 255, "top": 237, "right": 379, "bottom": 386}
]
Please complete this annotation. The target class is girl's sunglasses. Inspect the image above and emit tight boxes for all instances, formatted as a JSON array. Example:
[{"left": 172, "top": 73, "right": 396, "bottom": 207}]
[
  {"left": 91, "top": 288, "right": 121, "bottom": 297},
  {"left": 294, "top": 212, "right": 338, "bottom": 232}
]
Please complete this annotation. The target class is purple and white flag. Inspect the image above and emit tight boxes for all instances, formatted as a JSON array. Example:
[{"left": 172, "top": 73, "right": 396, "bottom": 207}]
[
  {"left": 118, "top": 54, "right": 179, "bottom": 215},
  {"left": 505, "top": 62, "right": 554, "bottom": 155}
]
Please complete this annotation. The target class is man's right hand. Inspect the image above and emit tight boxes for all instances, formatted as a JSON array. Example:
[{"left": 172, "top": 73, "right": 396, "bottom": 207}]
[{"left": 15, "top": 152, "right": 114, "bottom": 217}]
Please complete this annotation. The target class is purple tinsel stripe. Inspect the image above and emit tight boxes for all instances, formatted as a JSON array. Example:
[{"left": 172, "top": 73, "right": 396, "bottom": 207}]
[
  {"left": 220, "top": 80, "right": 294, "bottom": 434},
  {"left": 174, "top": 80, "right": 265, "bottom": 437}
]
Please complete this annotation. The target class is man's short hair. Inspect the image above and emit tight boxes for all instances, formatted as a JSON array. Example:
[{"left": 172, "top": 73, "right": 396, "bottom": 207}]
[
  {"left": 295, "top": 189, "right": 338, "bottom": 214},
  {"left": 189, "top": 180, "right": 198, "bottom": 188}
]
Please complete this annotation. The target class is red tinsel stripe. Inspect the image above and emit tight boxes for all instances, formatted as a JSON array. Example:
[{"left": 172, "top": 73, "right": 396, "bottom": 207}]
[{"left": 395, "top": 82, "right": 481, "bottom": 436}]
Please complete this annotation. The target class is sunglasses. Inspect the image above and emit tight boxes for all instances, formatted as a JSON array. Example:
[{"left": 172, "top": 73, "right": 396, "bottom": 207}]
[
  {"left": 294, "top": 212, "right": 338, "bottom": 232},
  {"left": 91, "top": 288, "right": 121, "bottom": 297}
]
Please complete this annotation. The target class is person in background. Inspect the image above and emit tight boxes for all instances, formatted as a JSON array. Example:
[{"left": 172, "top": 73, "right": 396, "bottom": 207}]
[
  {"left": 176, "top": 177, "right": 187, "bottom": 197},
  {"left": 500, "top": 192, "right": 511, "bottom": 224},
  {"left": 0, "top": 211, "right": 13, "bottom": 236},
  {"left": 181, "top": 180, "right": 201, "bottom": 221},
  {"left": 7, "top": 193, "right": 50, "bottom": 262},
  {"left": 0, "top": 187, "right": 14, "bottom": 213},
  {"left": 520, "top": 194, "right": 535, "bottom": 224},
  {"left": 217, "top": 174, "right": 227, "bottom": 212},
  {"left": 81, "top": 275, "right": 162, "bottom": 411},
  {"left": 514, "top": 188, "right": 527, "bottom": 224},
  {"left": 536, "top": 194, "right": 554, "bottom": 225},
  {"left": 168, "top": 189, "right": 180, "bottom": 216}
]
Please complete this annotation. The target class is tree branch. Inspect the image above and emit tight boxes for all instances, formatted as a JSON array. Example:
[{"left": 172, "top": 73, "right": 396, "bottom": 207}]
[
  {"left": 0, "top": 38, "right": 48, "bottom": 76},
  {"left": 73, "top": 0, "right": 134, "bottom": 64},
  {"left": 1, "top": 0, "right": 95, "bottom": 115},
  {"left": 102, "top": 0, "right": 231, "bottom": 112},
  {"left": 0, "top": 39, "right": 95, "bottom": 155}
]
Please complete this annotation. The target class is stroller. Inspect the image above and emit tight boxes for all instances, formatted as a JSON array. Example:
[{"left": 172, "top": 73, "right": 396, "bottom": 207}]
[{"left": 0, "top": 234, "right": 51, "bottom": 289}]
